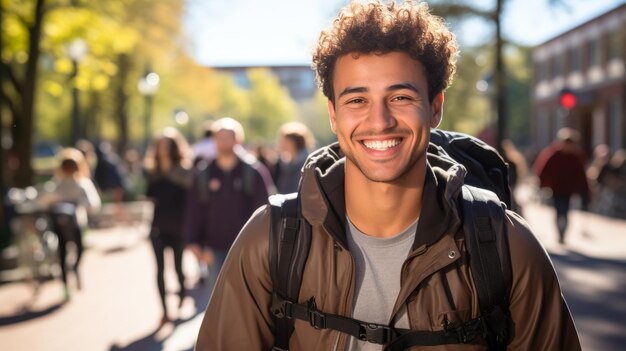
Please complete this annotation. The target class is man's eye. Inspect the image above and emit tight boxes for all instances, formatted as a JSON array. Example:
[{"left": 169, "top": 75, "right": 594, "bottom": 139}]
[
  {"left": 392, "top": 96, "right": 412, "bottom": 101},
  {"left": 347, "top": 98, "right": 365, "bottom": 104}
]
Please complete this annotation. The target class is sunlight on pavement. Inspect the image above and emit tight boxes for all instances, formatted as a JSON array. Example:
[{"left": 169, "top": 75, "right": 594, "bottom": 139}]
[{"left": 162, "top": 313, "right": 204, "bottom": 351}]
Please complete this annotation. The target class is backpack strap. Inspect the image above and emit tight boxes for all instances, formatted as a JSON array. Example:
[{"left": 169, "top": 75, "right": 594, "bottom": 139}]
[
  {"left": 268, "top": 188, "right": 512, "bottom": 351},
  {"left": 461, "top": 185, "right": 512, "bottom": 350},
  {"left": 269, "top": 193, "right": 311, "bottom": 351}
]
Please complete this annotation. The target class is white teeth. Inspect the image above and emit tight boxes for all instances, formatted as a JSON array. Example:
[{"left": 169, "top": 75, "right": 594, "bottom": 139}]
[{"left": 363, "top": 139, "right": 401, "bottom": 150}]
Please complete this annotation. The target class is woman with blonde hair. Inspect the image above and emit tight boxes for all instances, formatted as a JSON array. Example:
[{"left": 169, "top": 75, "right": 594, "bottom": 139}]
[{"left": 143, "top": 127, "right": 193, "bottom": 326}]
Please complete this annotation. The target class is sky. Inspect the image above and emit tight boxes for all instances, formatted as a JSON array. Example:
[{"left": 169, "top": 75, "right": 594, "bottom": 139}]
[{"left": 183, "top": 0, "right": 626, "bottom": 67}]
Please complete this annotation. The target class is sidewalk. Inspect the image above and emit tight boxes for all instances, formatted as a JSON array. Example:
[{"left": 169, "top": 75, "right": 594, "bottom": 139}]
[
  {"left": 516, "top": 185, "right": 626, "bottom": 351},
  {"left": 0, "top": 221, "right": 209, "bottom": 351}
]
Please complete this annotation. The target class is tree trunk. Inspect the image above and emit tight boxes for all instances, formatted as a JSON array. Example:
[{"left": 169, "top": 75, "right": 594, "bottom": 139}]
[
  {"left": 115, "top": 53, "right": 130, "bottom": 154},
  {"left": 494, "top": 0, "right": 507, "bottom": 152},
  {"left": 12, "top": 0, "right": 46, "bottom": 187},
  {"left": 0, "top": 0, "right": 7, "bottom": 242}
]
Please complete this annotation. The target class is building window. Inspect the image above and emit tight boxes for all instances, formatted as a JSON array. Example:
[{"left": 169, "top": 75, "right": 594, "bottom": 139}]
[
  {"left": 608, "top": 30, "right": 623, "bottom": 61},
  {"left": 569, "top": 47, "right": 581, "bottom": 72},
  {"left": 609, "top": 98, "right": 623, "bottom": 150},
  {"left": 589, "top": 40, "right": 602, "bottom": 67},
  {"left": 553, "top": 53, "right": 566, "bottom": 77},
  {"left": 538, "top": 61, "right": 549, "bottom": 81}
]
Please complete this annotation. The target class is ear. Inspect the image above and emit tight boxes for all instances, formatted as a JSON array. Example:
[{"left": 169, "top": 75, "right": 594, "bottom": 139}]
[
  {"left": 430, "top": 93, "right": 444, "bottom": 128},
  {"left": 328, "top": 100, "right": 337, "bottom": 134}
]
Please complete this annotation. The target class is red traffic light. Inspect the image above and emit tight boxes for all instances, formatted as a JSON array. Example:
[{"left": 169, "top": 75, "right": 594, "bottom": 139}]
[{"left": 559, "top": 89, "right": 577, "bottom": 110}]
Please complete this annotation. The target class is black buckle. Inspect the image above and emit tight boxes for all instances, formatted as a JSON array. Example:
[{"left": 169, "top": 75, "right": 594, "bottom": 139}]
[
  {"left": 444, "top": 318, "right": 482, "bottom": 344},
  {"left": 306, "top": 298, "right": 325, "bottom": 329},
  {"left": 271, "top": 294, "right": 293, "bottom": 319},
  {"left": 358, "top": 323, "right": 392, "bottom": 344}
]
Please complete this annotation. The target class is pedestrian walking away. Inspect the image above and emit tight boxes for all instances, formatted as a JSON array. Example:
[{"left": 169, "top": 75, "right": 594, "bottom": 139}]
[
  {"left": 534, "top": 127, "right": 590, "bottom": 244},
  {"left": 195, "top": 1, "right": 581, "bottom": 350}
]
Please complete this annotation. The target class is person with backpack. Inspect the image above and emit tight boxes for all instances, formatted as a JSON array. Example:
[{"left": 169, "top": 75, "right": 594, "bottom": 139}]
[
  {"left": 184, "top": 117, "right": 275, "bottom": 286},
  {"left": 194, "top": 1, "right": 580, "bottom": 350}
]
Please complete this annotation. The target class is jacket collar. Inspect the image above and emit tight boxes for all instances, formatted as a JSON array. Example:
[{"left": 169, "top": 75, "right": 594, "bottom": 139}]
[{"left": 299, "top": 142, "right": 465, "bottom": 250}]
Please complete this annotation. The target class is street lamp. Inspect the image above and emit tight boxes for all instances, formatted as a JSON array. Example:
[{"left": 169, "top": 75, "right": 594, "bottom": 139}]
[
  {"left": 137, "top": 70, "right": 160, "bottom": 150},
  {"left": 65, "top": 38, "right": 88, "bottom": 145}
]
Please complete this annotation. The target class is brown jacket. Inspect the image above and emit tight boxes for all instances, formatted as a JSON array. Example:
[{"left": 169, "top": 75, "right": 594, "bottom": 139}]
[{"left": 196, "top": 144, "right": 581, "bottom": 351}]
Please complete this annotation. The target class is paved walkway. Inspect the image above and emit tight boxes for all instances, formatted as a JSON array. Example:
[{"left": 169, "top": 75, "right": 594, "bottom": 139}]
[{"left": 0, "top": 222, "right": 210, "bottom": 351}]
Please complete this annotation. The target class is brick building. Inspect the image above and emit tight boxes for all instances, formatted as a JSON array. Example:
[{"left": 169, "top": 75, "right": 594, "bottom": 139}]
[{"left": 532, "top": 4, "right": 625, "bottom": 154}]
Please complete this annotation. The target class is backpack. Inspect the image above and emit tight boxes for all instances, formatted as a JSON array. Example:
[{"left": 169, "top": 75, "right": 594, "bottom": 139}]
[{"left": 268, "top": 130, "right": 513, "bottom": 351}]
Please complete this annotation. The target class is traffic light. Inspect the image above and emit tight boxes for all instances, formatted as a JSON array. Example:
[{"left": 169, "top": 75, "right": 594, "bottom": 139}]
[{"left": 559, "top": 89, "right": 577, "bottom": 110}]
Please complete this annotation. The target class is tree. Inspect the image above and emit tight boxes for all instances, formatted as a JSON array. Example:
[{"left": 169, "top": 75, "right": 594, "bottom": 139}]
[
  {"left": 298, "top": 90, "right": 336, "bottom": 146},
  {"left": 245, "top": 68, "right": 296, "bottom": 143},
  {"left": 431, "top": 0, "right": 565, "bottom": 150},
  {"left": 0, "top": 0, "right": 47, "bottom": 188}
]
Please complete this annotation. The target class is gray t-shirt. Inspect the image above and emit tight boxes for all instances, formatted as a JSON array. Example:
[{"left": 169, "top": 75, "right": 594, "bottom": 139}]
[{"left": 345, "top": 217, "right": 417, "bottom": 351}]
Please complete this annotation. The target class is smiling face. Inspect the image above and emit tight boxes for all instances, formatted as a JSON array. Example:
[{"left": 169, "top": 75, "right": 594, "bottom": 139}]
[{"left": 328, "top": 51, "right": 443, "bottom": 184}]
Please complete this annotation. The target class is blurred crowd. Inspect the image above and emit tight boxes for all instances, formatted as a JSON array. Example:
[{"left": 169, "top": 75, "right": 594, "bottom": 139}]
[
  {"left": 3, "top": 117, "right": 317, "bottom": 323},
  {"left": 3, "top": 118, "right": 625, "bottom": 326}
]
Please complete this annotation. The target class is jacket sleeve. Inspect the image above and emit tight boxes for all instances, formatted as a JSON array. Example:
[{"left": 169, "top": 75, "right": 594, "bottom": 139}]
[
  {"left": 505, "top": 211, "right": 581, "bottom": 351},
  {"left": 195, "top": 205, "right": 275, "bottom": 350}
]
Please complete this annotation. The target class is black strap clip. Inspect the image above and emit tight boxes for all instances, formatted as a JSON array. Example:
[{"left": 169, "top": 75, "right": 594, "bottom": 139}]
[
  {"left": 307, "top": 298, "right": 326, "bottom": 329},
  {"left": 358, "top": 323, "right": 393, "bottom": 344},
  {"left": 444, "top": 317, "right": 482, "bottom": 344},
  {"left": 271, "top": 294, "right": 293, "bottom": 319}
]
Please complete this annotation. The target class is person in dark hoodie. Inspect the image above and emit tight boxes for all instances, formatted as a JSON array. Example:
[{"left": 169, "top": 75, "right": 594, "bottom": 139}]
[
  {"left": 194, "top": 1, "right": 581, "bottom": 350},
  {"left": 184, "top": 117, "right": 274, "bottom": 286}
]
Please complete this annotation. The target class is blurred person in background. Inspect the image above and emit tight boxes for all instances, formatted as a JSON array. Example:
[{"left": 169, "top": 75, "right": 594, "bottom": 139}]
[
  {"left": 586, "top": 144, "right": 611, "bottom": 213},
  {"left": 500, "top": 139, "right": 528, "bottom": 213},
  {"left": 273, "top": 122, "right": 315, "bottom": 194},
  {"left": 94, "top": 141, "right": 130, "bottom": 203},
  {"left": 534, "top": 128, "right": 590, "bottom": 244},
  {"left": 143, "top": 127, "right": 193, "bottom": 326},
  {"left": 184, "top": 117, "right": 274, "bottom": 286},
  {"left": 595, "top": 149, "right": 626, "bottom": 219},
  {"left": 37, "top": 148, "right": 101, "bottom": 300},
  {"left": 191, "top": 119, "right": 217, "bottom": 165},
  {"left": 253, "top": 142, "right": 278, "bottom": 180}
]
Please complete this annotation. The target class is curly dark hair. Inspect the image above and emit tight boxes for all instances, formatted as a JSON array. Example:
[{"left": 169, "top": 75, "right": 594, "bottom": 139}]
[{"left": 312, "top": 0, "right": 458, "bottom": 103}]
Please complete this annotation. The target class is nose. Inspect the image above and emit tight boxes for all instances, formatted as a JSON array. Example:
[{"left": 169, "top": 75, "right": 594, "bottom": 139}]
[{"left": 366, "top": 101, "right": 397, "bottom": 131}]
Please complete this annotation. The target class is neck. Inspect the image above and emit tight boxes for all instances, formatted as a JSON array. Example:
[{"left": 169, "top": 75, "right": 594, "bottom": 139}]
[
  {"left": 216, "top": 152, "right": 238, "bottom": 171},
  {"left": 345, "top": 162, "right": 425, "bottom": 238}
]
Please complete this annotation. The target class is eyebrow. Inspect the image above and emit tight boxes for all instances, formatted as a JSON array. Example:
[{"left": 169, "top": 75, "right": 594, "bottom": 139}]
[
  {"left": 337, "top": 86, "right": 368, "bottom": 99},
  {"left": 337, "top": 83, "right": 421, "bottom": 99},
  {"left": 387, "top": 83, "right": 421, "bottom": 94}
]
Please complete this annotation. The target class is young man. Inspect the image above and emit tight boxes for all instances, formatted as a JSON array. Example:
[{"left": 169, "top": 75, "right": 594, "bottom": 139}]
[
  {"left": 184, "top": 117, "right": 274, "bottom": 282},
  {"left": 195, "top": 1, "right": 581, "bottom": 350}
]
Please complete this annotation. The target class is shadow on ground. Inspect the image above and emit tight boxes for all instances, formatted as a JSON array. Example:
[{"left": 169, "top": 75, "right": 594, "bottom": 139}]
[
  {"left": 108, "top": 275, "right": 214, "bottom": 351},
  {"left": 550, "top": 249, "right": 626, "bottom": 350}
]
